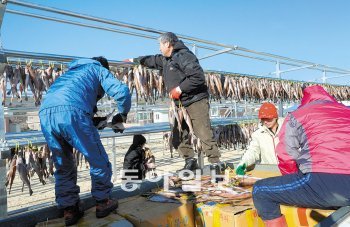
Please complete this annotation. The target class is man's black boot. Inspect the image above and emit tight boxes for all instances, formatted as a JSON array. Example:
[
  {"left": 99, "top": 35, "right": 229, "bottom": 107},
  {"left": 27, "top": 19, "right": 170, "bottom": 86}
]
[{"left": 177, "top": 158, "right": 199, "bottom": 176}]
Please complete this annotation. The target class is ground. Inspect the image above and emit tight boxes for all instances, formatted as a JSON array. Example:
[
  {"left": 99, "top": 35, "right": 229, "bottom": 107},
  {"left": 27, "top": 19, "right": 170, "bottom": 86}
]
[{"left": 6, "top": 132, "right": 244, "bottom": 213}]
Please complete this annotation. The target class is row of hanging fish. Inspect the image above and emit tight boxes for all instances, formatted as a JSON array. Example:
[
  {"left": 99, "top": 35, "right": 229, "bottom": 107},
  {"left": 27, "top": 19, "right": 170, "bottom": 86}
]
[
  {"left": 168, "top": 100, "right": 201, "bottom": 154},
  {"left": 1, "top": 63, "right": 63, "bottom": 106},
  {"left": 2, "top": 63, "right": 349, "bottom": 107},
  {"left": 206, "top": 73, "right": 350, "bottom": 102},
  {"left": 6, "top": 145, "right": 49, "bottom": 196},
  {"left": 112, "top": 66, "right": 350, "bottom": 103},
  {"left": 212, "top": 122, "right": 258, "bottom": 150},
  {"left": 5, "top": 144, "right": 88, "bottom": 196},
  {"left": 166, "top": 99, "right": 258, "bottom": 155},
  {"left": 111, "top": 65, "right": 166, "bottom": 104}
]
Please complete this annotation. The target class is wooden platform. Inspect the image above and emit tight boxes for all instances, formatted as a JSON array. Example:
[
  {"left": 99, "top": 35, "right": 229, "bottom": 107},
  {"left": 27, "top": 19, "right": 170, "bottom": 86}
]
[{"left": 36, "top": 205, "right": 133, "bottom": 227}]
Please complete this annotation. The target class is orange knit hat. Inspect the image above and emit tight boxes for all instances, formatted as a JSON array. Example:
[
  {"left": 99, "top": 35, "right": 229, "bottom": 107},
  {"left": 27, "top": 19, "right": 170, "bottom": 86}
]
[{"left": 258, "top": 102, "right": 278, "bottom": 119}]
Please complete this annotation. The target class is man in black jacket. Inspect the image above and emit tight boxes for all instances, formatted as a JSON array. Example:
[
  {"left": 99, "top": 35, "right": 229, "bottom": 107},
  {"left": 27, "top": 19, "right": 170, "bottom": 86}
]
[{"left": 127, "top": 32, "right": 221, "bottom": 172}]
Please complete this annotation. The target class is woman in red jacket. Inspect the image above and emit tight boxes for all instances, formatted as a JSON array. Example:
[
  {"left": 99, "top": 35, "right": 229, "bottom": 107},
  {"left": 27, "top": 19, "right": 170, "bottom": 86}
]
[{"left": 252, "top": 85, "right": 350, "bottom": 227}]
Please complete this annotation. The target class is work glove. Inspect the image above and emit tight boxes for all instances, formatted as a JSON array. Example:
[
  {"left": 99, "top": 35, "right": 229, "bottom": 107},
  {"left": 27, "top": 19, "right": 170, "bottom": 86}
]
[
  {"left": 235, "top": 163, "right": 246, "bottom": 175},
  {"left": 112, "top": 113, "right": 127, "bottom": 124},
  {"left": 169, "top": 86, "right": 182, "bottom": 100},
  {"left": 93, "top": 116, "right": 107, "bottom": 130},
  {"left": 112, "top": 113, "right": 127, "bottom": 133}
]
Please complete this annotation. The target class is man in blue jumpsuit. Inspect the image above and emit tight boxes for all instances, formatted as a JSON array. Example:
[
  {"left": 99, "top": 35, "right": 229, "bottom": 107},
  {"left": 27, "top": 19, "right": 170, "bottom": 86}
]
[{"left": 39, "top": 57, "right": 131, "bottom": 226}]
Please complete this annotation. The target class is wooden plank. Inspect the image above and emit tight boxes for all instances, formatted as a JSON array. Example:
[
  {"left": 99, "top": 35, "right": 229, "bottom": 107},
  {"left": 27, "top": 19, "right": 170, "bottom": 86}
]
[{"left": 36, "top": 206, "right": 133, "bottom": 227}]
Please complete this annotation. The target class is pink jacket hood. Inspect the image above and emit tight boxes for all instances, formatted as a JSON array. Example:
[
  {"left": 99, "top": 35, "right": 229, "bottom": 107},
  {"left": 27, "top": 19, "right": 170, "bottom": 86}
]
[{"left": 301, "top": 85, "right": 338, "bottom": 106}]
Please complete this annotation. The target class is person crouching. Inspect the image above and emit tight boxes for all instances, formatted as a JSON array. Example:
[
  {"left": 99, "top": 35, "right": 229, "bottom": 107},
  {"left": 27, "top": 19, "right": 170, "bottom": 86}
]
[{"left": 123, "top": 135, "right": 147, "bottom": 180}]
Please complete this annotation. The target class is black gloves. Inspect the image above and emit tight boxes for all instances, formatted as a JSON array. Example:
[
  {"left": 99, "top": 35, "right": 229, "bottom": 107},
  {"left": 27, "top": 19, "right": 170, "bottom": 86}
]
[
  {"left": 112, "top": 113, "right": 127, "bottom": 133},
  {"left": 93, "top": 117, "right": 107, "bottom": 130},
  {"left": 112, "top": 113, "right": 127, "bottom": 124},
  {"left": 93, "top": 113, "right": 127, "bottom": 132},
  {"left": 113, "top": 127, "right": 124, "bottom": 133}
]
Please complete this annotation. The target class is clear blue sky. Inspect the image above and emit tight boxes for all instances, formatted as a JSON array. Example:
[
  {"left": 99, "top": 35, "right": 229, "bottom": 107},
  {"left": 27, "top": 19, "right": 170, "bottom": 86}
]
[{"left": 2, "top": 0, "right": 350, "bottom": 85}]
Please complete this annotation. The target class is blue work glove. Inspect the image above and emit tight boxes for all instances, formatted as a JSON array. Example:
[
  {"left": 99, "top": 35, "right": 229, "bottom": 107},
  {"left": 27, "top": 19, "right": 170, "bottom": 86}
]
[{"left": 235, "top": 163, "right": 246, "bottom": 175}]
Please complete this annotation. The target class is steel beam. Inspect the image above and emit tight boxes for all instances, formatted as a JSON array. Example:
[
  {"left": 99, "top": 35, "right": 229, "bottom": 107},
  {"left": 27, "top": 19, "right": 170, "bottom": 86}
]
[
  {"left": 3, "top": 117, "right": 256, "bottom": 149},
  {"left": 199, "top": 47, "right": 235, "bottom": 60},
  {"left": 6, "top": 0, "right": 350, "bottom": 75},
  {"left": 259, "top": 64, "right": 317, "bottom": 77}
]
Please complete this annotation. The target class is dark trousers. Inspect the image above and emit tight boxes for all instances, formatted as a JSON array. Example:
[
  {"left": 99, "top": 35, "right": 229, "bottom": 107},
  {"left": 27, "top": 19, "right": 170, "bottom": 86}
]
[
  {"left": 172, "top": 98, "right": 220, "bottom": 163},
  {"left": 253, "top": 171, "right": 350, "bottom": 220}
]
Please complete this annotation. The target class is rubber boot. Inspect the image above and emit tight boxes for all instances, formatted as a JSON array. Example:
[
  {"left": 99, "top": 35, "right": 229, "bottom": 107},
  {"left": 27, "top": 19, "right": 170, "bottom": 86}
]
[
  {"left": 264, "top": 215, "right": 288, "bottom": 227},
  {"left": 178, "top": 158, "right": 199, "bottom": 172}
]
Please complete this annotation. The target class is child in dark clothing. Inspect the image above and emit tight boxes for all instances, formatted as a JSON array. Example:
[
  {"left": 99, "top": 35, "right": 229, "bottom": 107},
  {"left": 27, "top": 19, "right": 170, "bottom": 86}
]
[{"left": 123, "top": 135, "right": 147, "bottom": 180}]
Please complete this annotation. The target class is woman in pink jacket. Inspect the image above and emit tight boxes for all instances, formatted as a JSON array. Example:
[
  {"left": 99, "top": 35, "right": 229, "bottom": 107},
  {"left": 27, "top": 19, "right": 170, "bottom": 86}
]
[{"left": 252, "top": 85, "right": 350, "bottom": 227}]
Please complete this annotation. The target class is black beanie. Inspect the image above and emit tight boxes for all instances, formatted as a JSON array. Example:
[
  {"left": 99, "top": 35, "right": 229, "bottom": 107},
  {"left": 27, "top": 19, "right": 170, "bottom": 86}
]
[{"left": 133, "top": 135, "right": 146, "bottom": 146}]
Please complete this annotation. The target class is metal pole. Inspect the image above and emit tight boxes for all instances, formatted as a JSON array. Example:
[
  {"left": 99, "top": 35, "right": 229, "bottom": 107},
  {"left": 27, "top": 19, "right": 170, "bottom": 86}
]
[
  {"left": 198, "top": 151, "right": 204, "bottom": 173},
  {"left": 234, "top": 101, "right": 237, "bottom": 118},
  {"left": 6, "top": 1, "right": 350, "bottom": 75},
  {"left": 3, "top": 10, "right": 300, "bottom": 69},
  {"left": 259, "top": 64, "right": 317, "bottom": 77},
  {"left": 3, "top": 49, "right": 131, "bottom": 68},
  {"left": 193, "top": 41, "right": 206, "bottom": 172},
  {"left": 2, "top": 9, "right": 309, "bottom": 69},
  {"left": 0, "top": 158, "right": 6, "bottom": 217},
  {"left": 192, "top": 44, "right": 197, "bottom": 56},
  {"left": 276, "top": 61, "right": 284, "bottom": 117},
  {"left": 199, "top": 47, "right": 235, "bottom": 61},
  {"left": 0, "top": 0, "right": 9, "bottom": 219},
  {"left": 322, "top": 70, "right": 327, "bottom": 83},
  {"left": 6, "top": 0, "right": 231, "bottom": 48},
  {"left": 237, "top": 46, "right": 350, "bottom": 75},
  {"left": 112, "top": 137, "right": 116, "bottom": 182}
]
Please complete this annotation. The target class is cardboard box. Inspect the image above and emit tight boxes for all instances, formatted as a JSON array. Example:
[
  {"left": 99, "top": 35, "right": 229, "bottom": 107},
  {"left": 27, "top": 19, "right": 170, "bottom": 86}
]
[
  {"left": 117, "top": 196, "right": 195, "bottom": 227},
  {"left": 249, "top": 169, "right": 336, "bottom": 226},
  {"left": 281, "top": 205, "right": 335, "bottom": 227},
  {"left": 36, "top": 205, "right": 133, "bottom": 227},
  {"left": 195, "top": 169, "right": 335, "bottom": 227},
  {"left": 247, "top": 169, "right": 282, "bottom": 178},
  {"left": 195, "top": 202, "right": 335, "bottom": 227},
  {"left": 196, "top": 202, "right": 258, "bottom": 227}
]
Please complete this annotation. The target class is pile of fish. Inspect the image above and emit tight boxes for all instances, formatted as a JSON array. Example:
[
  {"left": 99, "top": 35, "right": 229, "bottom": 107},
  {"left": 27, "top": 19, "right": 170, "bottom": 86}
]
[{"left": 148, "top": 174, "right": 259, "bottom": 205}]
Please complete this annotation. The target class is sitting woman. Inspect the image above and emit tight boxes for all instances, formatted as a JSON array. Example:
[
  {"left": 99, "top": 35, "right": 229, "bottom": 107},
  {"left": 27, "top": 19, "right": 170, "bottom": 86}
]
[{"left": 123, "top": 134, "right": 147, "bottom": 180}]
